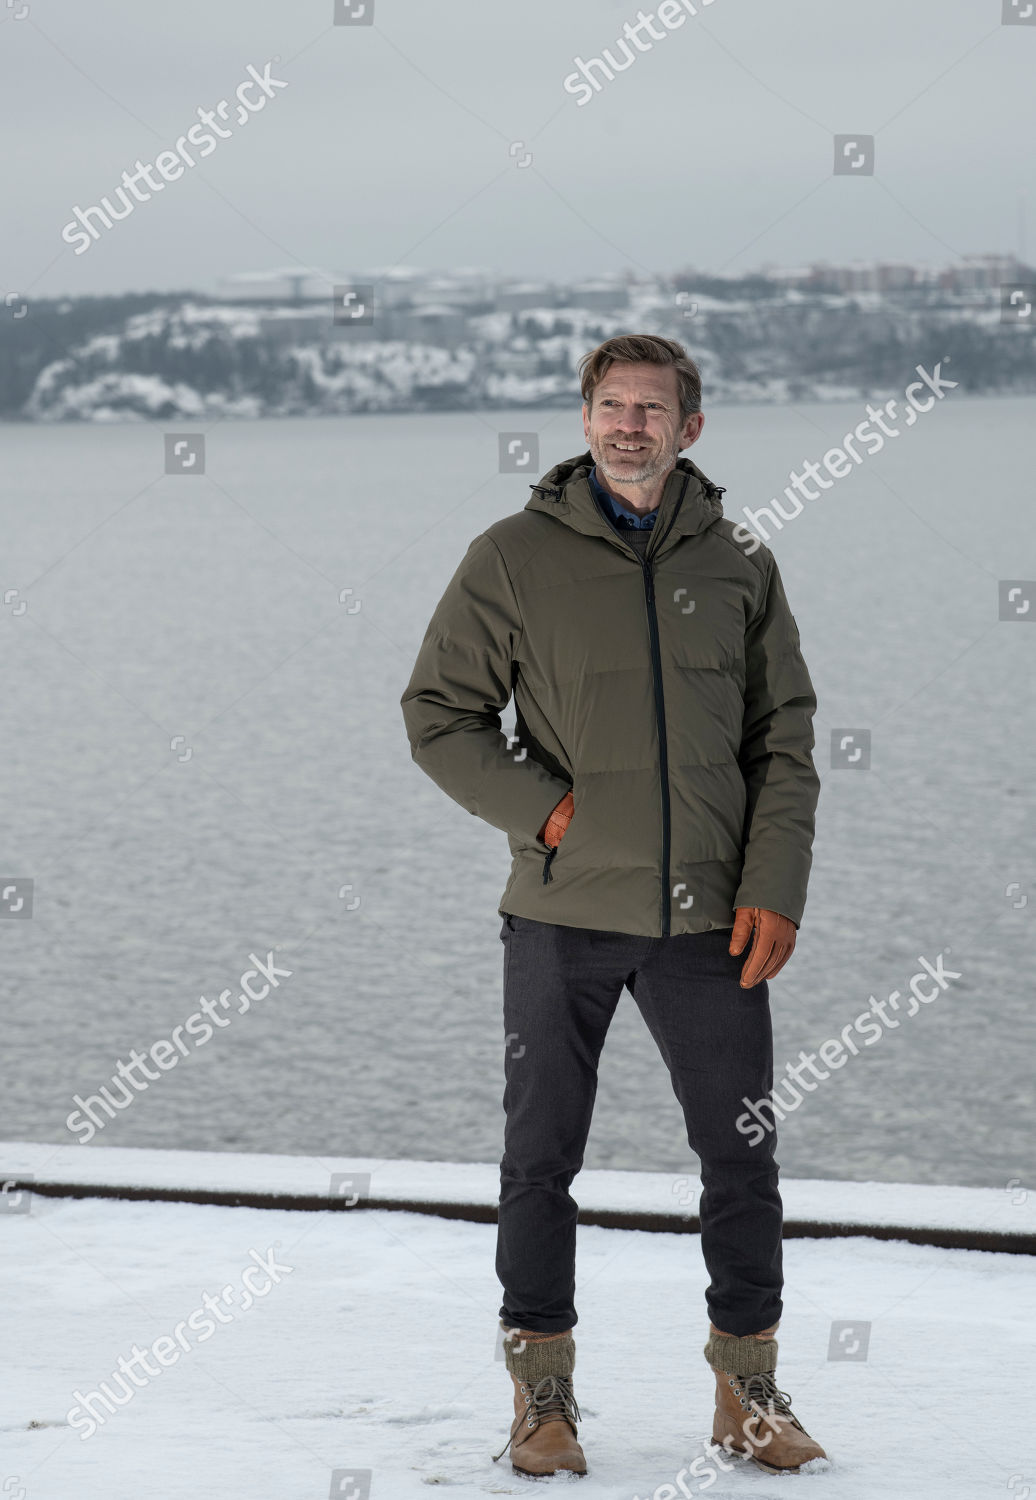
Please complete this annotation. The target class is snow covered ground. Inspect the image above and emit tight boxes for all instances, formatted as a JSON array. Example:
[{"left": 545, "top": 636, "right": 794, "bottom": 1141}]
[{"left": 1, "top": 1151, "right": 1032, "bottom": 1498}]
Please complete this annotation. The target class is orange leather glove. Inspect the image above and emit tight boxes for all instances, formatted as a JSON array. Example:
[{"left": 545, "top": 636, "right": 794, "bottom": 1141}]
[
  {"left": 539, "top": 790, "right": 574, "bottom": 847},
  {"left": 729, "top": 906, "right": 797, "bottom": 988}
]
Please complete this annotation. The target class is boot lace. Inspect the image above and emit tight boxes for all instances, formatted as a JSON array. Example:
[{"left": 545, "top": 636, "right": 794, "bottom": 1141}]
[
  {"left": 727, "top": 1370, "right": 805, "bottom": 1436},
  {"left": 491, "top": 1373, "right": 582, "bottom": 1462}
]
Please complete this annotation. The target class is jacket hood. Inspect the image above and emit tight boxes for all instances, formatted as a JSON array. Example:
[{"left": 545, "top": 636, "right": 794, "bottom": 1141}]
[{"left": 524, "top": 449, "right": 725, "bottom": 546}]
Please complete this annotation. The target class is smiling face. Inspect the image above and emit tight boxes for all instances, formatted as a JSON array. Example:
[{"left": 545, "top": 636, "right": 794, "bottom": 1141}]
[{"left": 582, "top": 360, "right": 704, "bottom": 489}]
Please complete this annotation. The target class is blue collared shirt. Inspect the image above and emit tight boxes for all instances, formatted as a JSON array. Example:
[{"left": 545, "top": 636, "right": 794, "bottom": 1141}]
[{"left": 587, "top": 465, "right": 657, "bottom": 530}]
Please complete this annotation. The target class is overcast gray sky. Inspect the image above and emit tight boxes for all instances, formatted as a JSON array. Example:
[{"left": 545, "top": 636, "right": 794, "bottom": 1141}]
[{"left": 2, "top": 0, "right": 1033, "bottom": 297}]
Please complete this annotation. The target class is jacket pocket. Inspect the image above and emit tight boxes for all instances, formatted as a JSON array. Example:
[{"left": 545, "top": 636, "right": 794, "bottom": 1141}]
[{"left": 538, "top": 784, "right": 575, "bottom": 885}]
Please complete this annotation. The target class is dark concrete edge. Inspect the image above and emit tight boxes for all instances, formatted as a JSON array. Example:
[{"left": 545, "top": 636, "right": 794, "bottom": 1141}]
[{"left": 6, "top": 1179, "right": 1034, "bottom": 1255}]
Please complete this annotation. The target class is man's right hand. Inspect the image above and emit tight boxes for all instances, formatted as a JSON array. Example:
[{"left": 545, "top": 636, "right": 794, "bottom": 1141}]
[{"left": 539, "top": 790, "right": 574, "bottom": 847}]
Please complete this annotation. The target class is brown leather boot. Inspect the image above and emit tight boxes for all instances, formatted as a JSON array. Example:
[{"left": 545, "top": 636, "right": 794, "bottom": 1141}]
[
  {"left": 491, "top": 1322, "right": 587, "bottom": 1478},
  {"left": 705, "top": 1321, "right": 827, "bottom": 1474}
]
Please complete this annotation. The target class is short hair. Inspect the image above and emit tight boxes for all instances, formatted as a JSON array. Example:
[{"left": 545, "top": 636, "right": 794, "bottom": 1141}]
[{"left": 578, "top": 334, "right": 703, "bottom": 420}]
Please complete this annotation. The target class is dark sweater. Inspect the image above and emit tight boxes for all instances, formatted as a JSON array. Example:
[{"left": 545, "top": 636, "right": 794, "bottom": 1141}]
[{"left": 587, "top": 464, "right": 656, "bottom": 558}]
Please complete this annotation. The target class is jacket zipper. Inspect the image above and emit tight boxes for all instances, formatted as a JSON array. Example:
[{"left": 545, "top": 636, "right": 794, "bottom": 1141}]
[
  {"left": 641, "top": 562, "right": 671, "bottom": 933},
  {"left": 637, "top": 474, "right": 688, "bottom": 936}
]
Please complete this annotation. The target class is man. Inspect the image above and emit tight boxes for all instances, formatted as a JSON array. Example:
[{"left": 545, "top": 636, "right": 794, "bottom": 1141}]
[{"left": 400, "top": 334, "right": 826, "bottom": 1480}]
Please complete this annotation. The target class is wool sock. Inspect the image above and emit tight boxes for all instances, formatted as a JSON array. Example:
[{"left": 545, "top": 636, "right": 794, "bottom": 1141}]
[
  {"left": 704, "top": 1330, "right": 778, "bottom": 1376},
  {"left": 500, "top": 1321, "right": 575, "bottom": 1381}
]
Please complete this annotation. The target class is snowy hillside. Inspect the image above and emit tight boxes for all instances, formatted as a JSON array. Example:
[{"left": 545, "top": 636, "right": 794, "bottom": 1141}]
[{"left": 12, "top": 285, "right": 1036, "bottom": 422}]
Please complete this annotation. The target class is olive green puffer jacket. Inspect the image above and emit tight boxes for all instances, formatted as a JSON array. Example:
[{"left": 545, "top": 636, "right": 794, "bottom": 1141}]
[{"left": 400, "top": 449, "right": 820, "bottom": 938}]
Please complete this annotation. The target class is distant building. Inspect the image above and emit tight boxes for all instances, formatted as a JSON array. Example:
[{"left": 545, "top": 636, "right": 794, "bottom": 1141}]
[
  {"left": 258, "top": 307, "right": 334, "bottom": 343},
  {"left": 763, "top": 265, "right": 814, "bottom": 288},
  {"left": 382, "top": 303, "right": 469, "bottom": 344},
  {"left": 367, "top": 267, "right": 428, "bottom": 308},
  {"left": 420, "top": 269, "right": 496, "bottom": 306},
  {"left": 874, "top": 263, "right": 917, "bottom": 291},
  {"left": 496, "top": 282, "right": 558, "bottom": 312},
  {"left": 761, "top": 255, "right": 1027, "bottom": 295},
  {"left": 949, "top": 254, "right": 1024, "bottom": 290},
  {"left": 492, "top": 349, "right": 542, "bottom": 377},
  {"left": 564, "top": 280, "right": 630, "bottom": 310},
  {"left": 218, "top": 269, "right": 332, "bottom": 304}
]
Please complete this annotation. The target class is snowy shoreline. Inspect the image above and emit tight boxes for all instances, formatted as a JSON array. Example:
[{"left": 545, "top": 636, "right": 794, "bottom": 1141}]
[{"left": 3, "top": 1141, "right": 1033, "bottom": 1253}]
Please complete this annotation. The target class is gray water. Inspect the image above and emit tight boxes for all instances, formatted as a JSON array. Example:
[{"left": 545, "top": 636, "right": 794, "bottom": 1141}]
[{"left": 2, "top": 396, "right": 1033, "bottom": 1190}]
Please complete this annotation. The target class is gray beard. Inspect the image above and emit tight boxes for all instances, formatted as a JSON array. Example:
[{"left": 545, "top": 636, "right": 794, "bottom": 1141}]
[{"left": 591, "top": 436, "right": 679, "bottom": 488}]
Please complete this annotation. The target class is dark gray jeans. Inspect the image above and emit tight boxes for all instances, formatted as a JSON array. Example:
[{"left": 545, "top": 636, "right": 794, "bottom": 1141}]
[{"left": 496, "top": 913, "right": 783, "bottom": 1338}]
